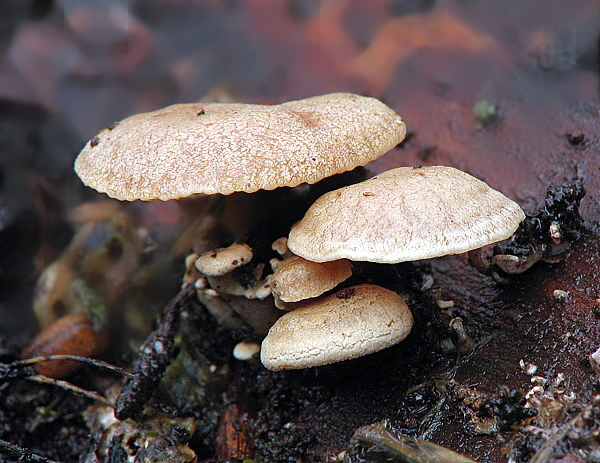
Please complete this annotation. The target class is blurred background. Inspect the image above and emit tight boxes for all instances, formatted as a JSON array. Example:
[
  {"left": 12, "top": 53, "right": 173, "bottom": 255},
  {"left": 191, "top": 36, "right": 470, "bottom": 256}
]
[
  {"left": 2, "top": 0, "right": 599, "bottom": 219},
  {"left": 0, "top": 1, "right": 599, "bottom": 462},
  {"left": 2, "top": 0, "right": 599, "bottom": 194}
]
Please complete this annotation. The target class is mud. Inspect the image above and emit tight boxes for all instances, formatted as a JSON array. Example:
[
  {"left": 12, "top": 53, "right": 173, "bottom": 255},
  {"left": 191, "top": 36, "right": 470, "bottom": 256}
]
[{"left": 1, "top": 1, "right": 600, "bottom": 462}]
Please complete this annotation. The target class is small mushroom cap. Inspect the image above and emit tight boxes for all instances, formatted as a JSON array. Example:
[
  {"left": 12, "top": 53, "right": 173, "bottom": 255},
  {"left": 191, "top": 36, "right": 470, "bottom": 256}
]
[
  {"left": 287, "top": 166, "right": 526, "bottom": 263},
  {"left": 233, "top": 341, "right": 261, "bottom": 361},
  {"left": 195, "top": 243, "right": 253, "bottom": 277},
  {"left": 271, "top": 237, "right": 290, "bottom": 257},
  {"left": 271, "top": 256, "right": 353, "bottom": 302},
  {"left": 74, "top": 93, "right": 406, "bottom": 201},
  {"left": 260, "top": 284, "right": 413, "bottom": 370}
]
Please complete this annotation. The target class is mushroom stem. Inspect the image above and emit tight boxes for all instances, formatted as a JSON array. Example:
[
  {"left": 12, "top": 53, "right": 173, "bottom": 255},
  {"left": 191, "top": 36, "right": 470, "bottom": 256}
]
[
  {"left": 467, "top": 248, "right": 492, "bottom": 275},
  {"left": 492, "top": 249, "right": 543, "bottom": 275},
  {"left": 449, "top": 317, "right": 474, "bottom": 354}
]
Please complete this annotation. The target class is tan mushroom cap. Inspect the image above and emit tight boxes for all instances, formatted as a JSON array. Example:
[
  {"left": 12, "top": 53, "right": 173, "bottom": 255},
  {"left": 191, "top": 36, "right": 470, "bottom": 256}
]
[
  {"left": 195, "top": 242, "right": 253, "bottom": 277},
  {"left": 271, "top": 256, "right": 353, "bottom": 303},
  {"left": 287, "top": 166, "right": 526, "bottom": 264},
  {"left": 74, "top": 93, "right": 406, "bottom": 201},
  {"left": 260, "top": 284, "right": 413, "bottom": 370},
  {"left": 233, "top": 341, "right": 261, "bottom": 361}
]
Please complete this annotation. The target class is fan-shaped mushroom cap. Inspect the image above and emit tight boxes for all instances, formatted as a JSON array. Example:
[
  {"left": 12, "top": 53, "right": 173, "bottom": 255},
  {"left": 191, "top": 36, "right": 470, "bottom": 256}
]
[
  {"left": 287, "top": 166, "right": 525, "bottom": 264},
  {"left": 260, "top": 284, "right": 413, "bottom": 370},
  {"left": 271, "top": 256, "right": 353, "bottom": 303},
  {"left": 74, "top": 93, "right": 406, "bottom": 201}
]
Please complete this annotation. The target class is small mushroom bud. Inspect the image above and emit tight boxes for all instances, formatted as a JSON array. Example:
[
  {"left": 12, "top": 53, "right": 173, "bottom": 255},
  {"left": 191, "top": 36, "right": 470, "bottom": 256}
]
[
  {"left": 590, "top": 346, "right": 600, "bottom": 377},
  {"left": 271, "top": 237, "right": 292, "bottom": 259},
  {"left": 449, "top": 317, "right": 474, "bottom": 353},
  {"left": 233, "top": 342, "right": 261, "bottom": 361}
]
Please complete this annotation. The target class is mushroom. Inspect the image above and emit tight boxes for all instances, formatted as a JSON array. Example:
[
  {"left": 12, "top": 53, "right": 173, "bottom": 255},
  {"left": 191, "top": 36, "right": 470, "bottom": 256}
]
[
  {"left": 270, "top": 255, "right": 353, "bottom": 303},
  {"left": 195, "top": 242, "right": 254, "bottom": 277},
  {"left": 287, "top": 166, "right": 525, "bottom": 264},
  {"left": 260, "top": 284, "right": 414, "bottom": 371},
  {"left": 233, "top": 341, "right": 261, "bottom": 361},
  {"left": 72, "top": 94, "right": 408, "bottom": 369},
  {"left": 192, "top": 242, "right": 272, "bottom": 300},
  {"left": 271, "top": 237, "right": 292, "bottom": 259},
  {"left": 191, "top": 242, "right": 277, "bottom": 330},
  {"left": 491, "top": 250, "right": 543, "bottom": 275},
  {"left": 74, "top": 93, "right": 406, "bottom": 201}
]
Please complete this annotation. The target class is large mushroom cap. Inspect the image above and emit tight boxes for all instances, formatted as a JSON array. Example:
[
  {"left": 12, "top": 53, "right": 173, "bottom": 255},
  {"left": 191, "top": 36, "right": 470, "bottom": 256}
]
[
  {"left": 287, "top": 166, "right": 526, "bottom": 263},
  {"left": 260, "top": 284, "right": 414, "bottom": 371},
  {"left": 75, "top": 93, "right": 406, "bottom": 201}
]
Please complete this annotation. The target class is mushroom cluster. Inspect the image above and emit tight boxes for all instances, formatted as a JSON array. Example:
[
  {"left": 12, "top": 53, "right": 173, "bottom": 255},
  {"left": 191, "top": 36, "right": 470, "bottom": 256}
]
[
  {"left": 260, "top": 165, "right": 525, "bottom": 369},
  {"left": 72, "top": 92, "right": 526, "bottom": 372}
]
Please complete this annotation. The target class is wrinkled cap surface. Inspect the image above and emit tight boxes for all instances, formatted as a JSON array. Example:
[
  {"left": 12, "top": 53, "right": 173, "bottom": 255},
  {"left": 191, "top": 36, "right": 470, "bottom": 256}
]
[
  {"left": 74, "top": 93, "right": 406, "bottom": 200},
  {"left": 260, "top": 284, "right": 413, "bottom": 370},
  {"left": 271, "top": 256, "right": 353, "bottom": 302},
  {"left": 287, "top": 166, "right": 526, "bottom": 263}
]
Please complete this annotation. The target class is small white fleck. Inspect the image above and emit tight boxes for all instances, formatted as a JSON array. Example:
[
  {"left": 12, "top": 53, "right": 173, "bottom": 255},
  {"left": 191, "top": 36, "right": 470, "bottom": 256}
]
[
  {"left": 553, "top": 289, "right": 569, "bottom": 300},
  {"left": 154, "top": 340, "right": 165, "bottom": 354},
  {"left": 519, "top": 359, "right": 538, "bottom": 375},
  {"left": 590, "top": 345, "right": 600, "bottom": 375},
  {"left": 549, "top": 222, "right": 562, "bottom": 244},
  {"left": 436, "top": 299, "right": 454, "bottom": 309}
]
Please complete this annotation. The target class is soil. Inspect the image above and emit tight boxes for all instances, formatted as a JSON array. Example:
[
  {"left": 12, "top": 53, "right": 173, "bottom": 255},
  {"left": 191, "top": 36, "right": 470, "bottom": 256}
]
[{"left": 1, "top": 1, "right": 600, "bottom": 462}]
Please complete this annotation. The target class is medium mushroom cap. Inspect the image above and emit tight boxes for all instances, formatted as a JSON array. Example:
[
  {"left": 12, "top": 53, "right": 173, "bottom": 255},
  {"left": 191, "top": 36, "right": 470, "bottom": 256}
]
[
  {"left": 74, "top": 93, "right": 406, "bottom": 201},
  {"left": 287, "top": 166, "right": 525, "bottom": 263},
  {"left": 260, "top": 284, "right": 413, "bottom": 370},
  {"left": 271, "top": 256, "right": 353, "bottom": 303},
  {"left": 195, "top": 242, "right": 253, "bottom": 277}
]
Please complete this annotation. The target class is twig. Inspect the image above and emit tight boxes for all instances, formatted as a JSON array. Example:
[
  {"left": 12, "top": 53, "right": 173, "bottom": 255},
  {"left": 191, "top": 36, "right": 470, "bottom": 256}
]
[
  {"left": 114, "top": 284, "right": 194, "bottom": 420},
  {"left": 0, "top": 439, "right": 66, "bottom": 463},
  {"left": 352, "top": 421, "right": 479, "bottom": 463},
  {"left": 27, "top": 375, "right": 112, "bottom": 405},
  {"left": 0, "top": 356, "right": 124, "bottom": 406},
  {"left": 528, "top": 402, "right": 595, "bottom": 463},
  {"left": 18, "top": 355, "right": 131, "bottom": 377}
]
